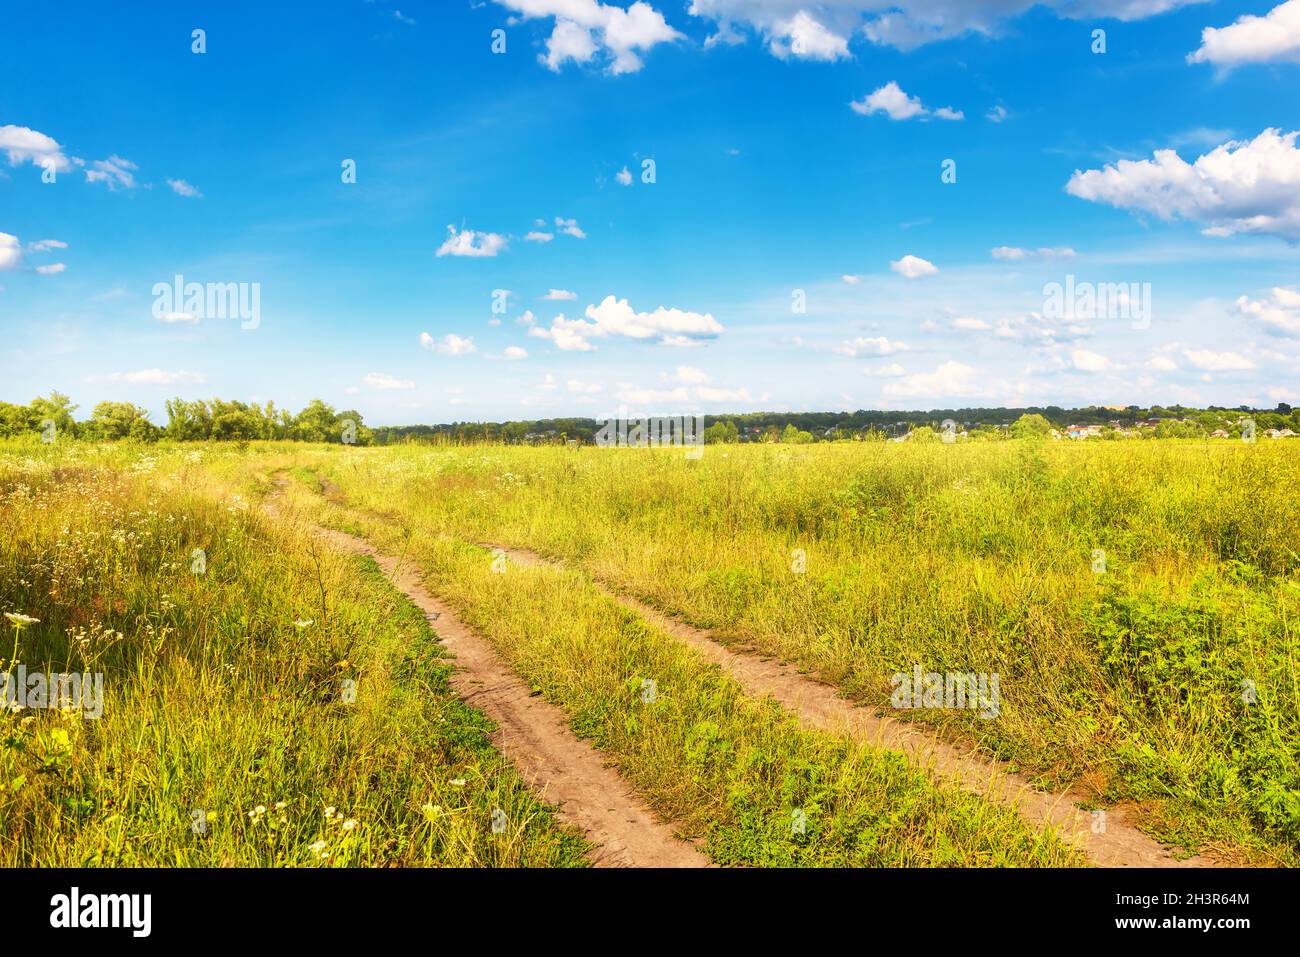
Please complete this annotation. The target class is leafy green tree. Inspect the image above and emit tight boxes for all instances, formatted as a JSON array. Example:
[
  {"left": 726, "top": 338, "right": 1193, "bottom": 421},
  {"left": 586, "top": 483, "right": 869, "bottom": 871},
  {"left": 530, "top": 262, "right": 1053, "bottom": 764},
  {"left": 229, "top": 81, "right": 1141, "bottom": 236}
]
[
  {"left": 90, "top": 401, "right": 152, "bottom": 439},
  {"left": 0, "top": 401, "right": 35, "bottom": 437},
  {"left": 30, "top": 391, "right": 78, "bottom": 437},
  {"left": 704, "top": 421, "right": 739, "bottom": 444},
  {"left": 1010, "top": 413, "right": 1053, "bottom": 439}
]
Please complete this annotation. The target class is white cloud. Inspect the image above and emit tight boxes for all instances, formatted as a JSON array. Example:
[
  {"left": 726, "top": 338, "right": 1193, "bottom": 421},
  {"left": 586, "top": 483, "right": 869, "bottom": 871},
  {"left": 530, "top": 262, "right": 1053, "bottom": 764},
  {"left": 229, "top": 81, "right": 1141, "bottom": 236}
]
[
  {"left": 497, "top": 0, "right": 682, "bottom": 75},
  {"left": 436, "top": 225, "right": 508, "bottom": 257},
  {"left": 528, "top": 314, "right": 599, "bottom": 351},
  {"left": 101, "top": 368, "right": 205, "bottom": 386},
  {"left": 1146, "top": 355, "right": 1178, "bottom": 371},
  {"left": 567, "top": 378, "right": 602, "bottom": 392},
  {"left": 0, "top": 125, "right": 71, "bottom": 173},
  {"left": 992, "top": 246, "right": 1026, "bottom": 260},
  {"left": 0, "top": 233, "right": 21, "bottom": 271},
  {"left": 616, "top": 166, "right": 633, "bottom": 185},
  {"left": 542, "top": 288, "right": 578, "bottom": 300},
  {"left": 503, "top": 345, "right": 529, "bottom": 360},
  {"left": 986, "top": 104, "right": 1008, "bottom": 123},
  {"left": 525, "top": 231, "right": 555, "bottom": 242},
  {"left": 555, "top": 216, "right": 587, "bottom": 239},
  {"left": 833, "top": 336, "right": 908, "bottom": 356},
  {"left": 882, "top": 360, "right": 982, "bottom": 398},
  {"left": 951, "top": 316, "right": 991, "bottom": 331},
  {"left": 667, "top": 365, "right": 710, "bottom": 384},
  {"left": 363, "top": 372, "right": 415, "bottom": 390},
  {"left": 1065, "top": 129, "right": 1300, "bottom": 240},
  {"left": 889, "top": 254, "right": 938, "bottom": 278},
  {"left": 84, "top": 155, "right": 138, "bottom": 190},
  {"left": 530, "top": 294, "right": 723, "bottom": 351},
  {"left": 1070, "top": 349, "right": 1113, "bottom": 372},
  {"left": 516, "top": 309, "right": 538, "bottom": 326},
  {"left": 841, "top": 274, "right": 862, "bottom": 284},
  {"left": 850, "top": 81, "right": 961, "bottom": 121},
  {"left": 1188, "top": 1, "right": 1300, "bottom": 69},
  {"left": 769, "top": 10, "right": 850, "bottom": 60},
  {"left": 393, "top": 9, "right": 416, "bottom": 25},
  {"left": 864, "top": 362, "right": 907, "bottom": 377},
  {"left": 35, "top": 263, "right": 65, "bottom": 275},
  {"left": 1237, "top": 286, "right": 1300, "bottom": 337},
  {"left": 1182, "top": 348, "right": 1255, "bottom": 371},
  {"left": 687, "top": 2, "right": 1203, "bottom": 54},
  {"left": 166, "top": 178, "right": 202, "bottom": 198},
  {"left": 421, "top": 332, "right": 478, "bottom": 356},
  {"left": 157, "top": 312, "right": 198, "bottom": 325},
  {"left": 28, "top": 239, "right": 67, "bottom": 252}
]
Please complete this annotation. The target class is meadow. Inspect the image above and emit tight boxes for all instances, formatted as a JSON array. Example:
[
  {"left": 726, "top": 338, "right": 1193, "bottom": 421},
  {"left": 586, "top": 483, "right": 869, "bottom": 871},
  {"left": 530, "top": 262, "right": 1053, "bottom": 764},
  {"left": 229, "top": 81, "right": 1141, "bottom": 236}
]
[{"left": 2, "top": 434, "right": 1296, "bottom": 866}]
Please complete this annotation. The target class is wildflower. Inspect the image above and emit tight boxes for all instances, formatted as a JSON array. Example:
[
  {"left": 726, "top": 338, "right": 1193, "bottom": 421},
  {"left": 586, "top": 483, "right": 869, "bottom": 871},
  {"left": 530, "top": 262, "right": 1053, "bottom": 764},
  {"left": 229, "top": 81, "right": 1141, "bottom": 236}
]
[
  {"left": 274, "top": 801, "right": 287, "bottom": 810},
  {"left": 324, "top": 806, "right": 337, "bottom": 819},
  {"left": 342, "top": 818, "right": 358, "bottom": 831},
  {"left": 450, "top": 779, "right": 466, "bottom": 787},
  {"left": 293, "top": 619, "right": 314, "bottom": 631},
  {"left": 4, "top": 613, "right": 39, "bottom": 628}
]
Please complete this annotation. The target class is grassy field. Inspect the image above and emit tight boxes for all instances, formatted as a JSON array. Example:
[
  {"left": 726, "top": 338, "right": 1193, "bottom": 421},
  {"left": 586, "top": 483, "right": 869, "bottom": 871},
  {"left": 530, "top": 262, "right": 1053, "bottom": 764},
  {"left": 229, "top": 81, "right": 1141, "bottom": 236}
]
[{"left": 3, "top": 435, "right": 1296, "bottom": 866}]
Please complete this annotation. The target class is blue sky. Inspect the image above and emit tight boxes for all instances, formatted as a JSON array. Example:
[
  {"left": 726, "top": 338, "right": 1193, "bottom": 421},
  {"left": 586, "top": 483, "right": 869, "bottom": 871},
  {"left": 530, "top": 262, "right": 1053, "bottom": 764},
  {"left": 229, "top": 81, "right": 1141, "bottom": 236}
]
[{"left": 2, "top": 0, "right": 1299, "bottom": 423}]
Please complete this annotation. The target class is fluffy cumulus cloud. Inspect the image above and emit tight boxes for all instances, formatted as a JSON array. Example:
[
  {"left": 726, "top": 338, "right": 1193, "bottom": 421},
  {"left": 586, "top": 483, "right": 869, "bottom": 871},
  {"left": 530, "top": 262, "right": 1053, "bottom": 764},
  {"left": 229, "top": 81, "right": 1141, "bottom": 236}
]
[
  {"left": 1236, "top": 287, "right": 1300, "bottom": 337},
  {"left": 0, "top": 233, "right": 22, "bottom": 271},
  {"left": 420, "top": 332, "right": 478, "bottom": 356},
  {"left": 0, "top": 125, "right": 72, "bottom": 173},
  {"left": 1188, "top": 1, "right": 1300, "bottom": 69},
  {"left": 687, "top": 1, "right": 1202, "bottom": 55},
  {"left": 882, "top": 360, "right": 983, "bottom": 398},
  {"left": 850, "top": 82, "right": 962, "bottom": 121},
  {"left": 833, "top": 336, "right": 908, "bottom": 357},
  {"left": 1183, "top": 348, "right": 1255, "bottom": 371},
  {"left": 1066, "top": 129, "right": 1300, "bottom": 240},
  {"left": 616, "top": 366, "right": 752, "bottom": 405},
  {"left": 528, "top": 294, "right": 723, "bottom": 351},
  {"left": 889, "top": 254, "right": 938, "bottom": 278},
  {"left": 496, "top": 0, "right": 682, "bottom": 74},
  {"left": 436, "top": 225, "right": 508, "bottom": 257},
  {"left": 769, "top": 10, "right": 850, "bottom": 59}
]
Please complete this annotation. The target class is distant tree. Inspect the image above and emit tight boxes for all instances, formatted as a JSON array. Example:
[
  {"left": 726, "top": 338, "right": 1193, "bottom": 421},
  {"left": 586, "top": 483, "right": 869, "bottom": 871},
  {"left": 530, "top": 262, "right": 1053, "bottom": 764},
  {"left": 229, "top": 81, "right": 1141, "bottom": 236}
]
[
  {"left": 1010, "top": 413, "right": 1053, "bottom": 439},
  {"left": 0, "top": 401, "right": 34, "bottom": 437},
  {"left": 704, "top": 420, "right": 739, "bottom": 444},
  {"left": 30, "top": 391, "right": 78, "bottom": 437},
  {"left": 292, "top": 399, "right": 339, "bottom": 442},
  {"left": 90, "top": 401, "right": 152, "bottom": 439}
]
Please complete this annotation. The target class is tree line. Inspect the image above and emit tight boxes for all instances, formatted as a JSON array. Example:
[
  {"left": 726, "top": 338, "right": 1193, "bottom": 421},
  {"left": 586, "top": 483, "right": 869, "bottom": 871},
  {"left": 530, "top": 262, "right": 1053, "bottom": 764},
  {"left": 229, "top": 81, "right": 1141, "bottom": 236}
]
[
  {"left": 0, "top": 393, "right": 374, "bottom": 444},
  {"left": 2, "top": 393, "right": 1297, "bottom": 445}
]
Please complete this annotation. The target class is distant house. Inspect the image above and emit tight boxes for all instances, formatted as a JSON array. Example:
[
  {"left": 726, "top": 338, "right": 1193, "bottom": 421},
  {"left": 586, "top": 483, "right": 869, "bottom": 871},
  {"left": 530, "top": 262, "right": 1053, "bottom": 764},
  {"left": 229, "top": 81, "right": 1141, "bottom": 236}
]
[
  {"left": 1210, "top": 429, "right": 1229, "bottom": 438},
  {"left": 1266, "top": 428, "right": 1297, "bottom": 439},
  {"left": 1066, "top": 424, "right": 1103, "bottom": 439}
]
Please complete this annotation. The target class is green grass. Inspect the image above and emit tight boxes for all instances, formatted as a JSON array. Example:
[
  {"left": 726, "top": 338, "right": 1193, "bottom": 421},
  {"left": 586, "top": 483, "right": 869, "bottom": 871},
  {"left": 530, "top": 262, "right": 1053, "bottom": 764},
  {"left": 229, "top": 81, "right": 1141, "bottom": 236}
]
[
  {"left": 274, "top": 466, "right": 1084, "bottom": 866},
  {"left": 299, "top": 439, "right": 1299, "bottom": 864},
  {"left": 0, "top": 438, "right": 588, "bottom": 866}
]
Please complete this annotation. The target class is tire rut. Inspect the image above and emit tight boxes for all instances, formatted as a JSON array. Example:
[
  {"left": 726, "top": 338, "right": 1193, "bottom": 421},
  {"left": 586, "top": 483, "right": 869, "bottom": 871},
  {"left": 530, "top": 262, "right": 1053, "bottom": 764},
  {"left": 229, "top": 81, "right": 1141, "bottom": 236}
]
[
  {"left": 265, "top": 489, "right": 709, "bottom": 868},
  {"left": 483, "top": 542, "right": 1219, "bottom": 869}
]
